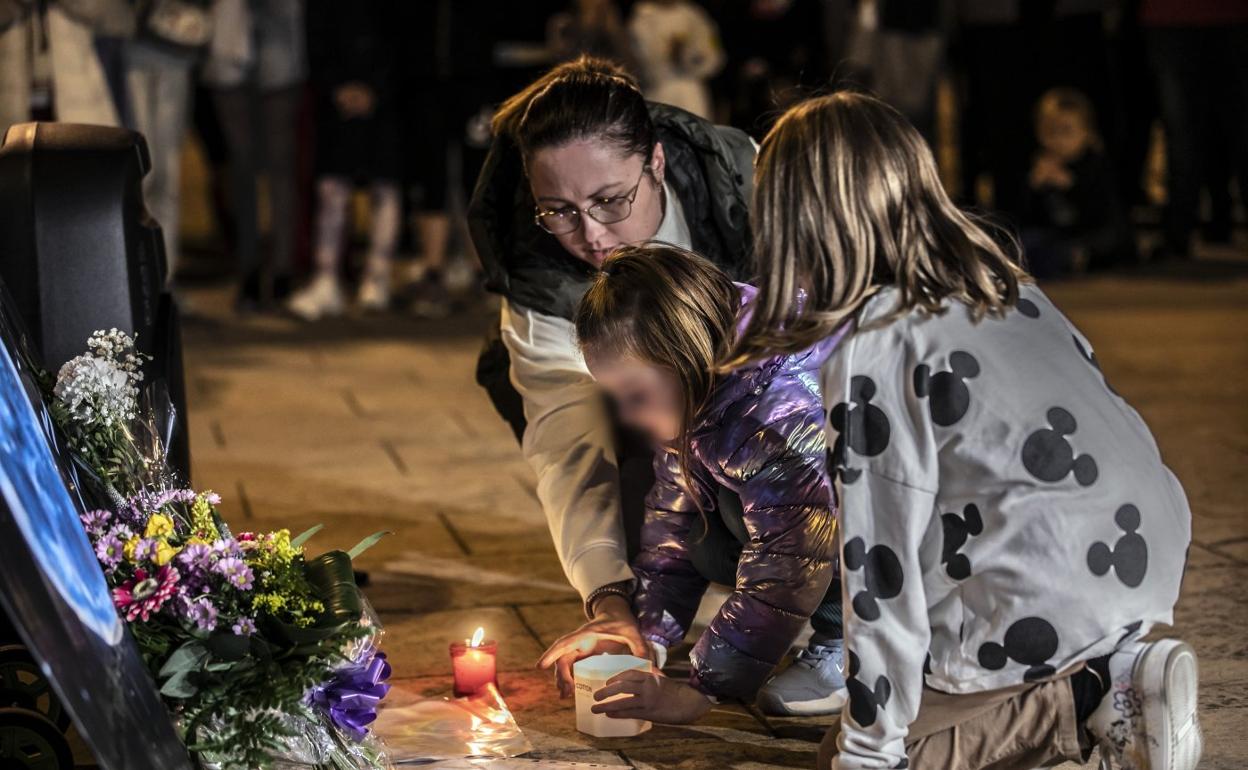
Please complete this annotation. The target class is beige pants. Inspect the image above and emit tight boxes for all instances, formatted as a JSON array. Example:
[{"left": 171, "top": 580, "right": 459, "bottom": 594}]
[{"left": 819, "top": 674, "right": 1085, "bottom": 770}]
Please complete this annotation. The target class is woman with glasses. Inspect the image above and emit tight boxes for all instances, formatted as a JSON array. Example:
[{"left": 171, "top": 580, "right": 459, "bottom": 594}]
[{"left": 471, "top": 57, "right": 846, "bottom": 710}]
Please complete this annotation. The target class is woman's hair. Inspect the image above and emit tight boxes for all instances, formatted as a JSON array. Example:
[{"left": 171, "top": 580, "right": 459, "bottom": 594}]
[
  {"left": 493, "top": 55, "right": 655, "bottom": 165},
  {"left": 731, "top": 91, "right": 1026, "bottom": 365},
  {"left": 575, "top": 244, "right": 739, "bottom": 500},
  {"left": 1035, "top": 87, "right": 1103, "bottom": 149}
]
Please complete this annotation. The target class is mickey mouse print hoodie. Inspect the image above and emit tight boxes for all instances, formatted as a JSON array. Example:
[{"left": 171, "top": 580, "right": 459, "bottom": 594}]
[{"left": 822, "top": 283, "right": 1191, "bottom": 769}]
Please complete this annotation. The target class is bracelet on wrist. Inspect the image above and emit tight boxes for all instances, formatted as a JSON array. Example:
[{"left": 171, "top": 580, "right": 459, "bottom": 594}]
[{"left": 584, "top": 581, "right": 632, "bottom": 619}]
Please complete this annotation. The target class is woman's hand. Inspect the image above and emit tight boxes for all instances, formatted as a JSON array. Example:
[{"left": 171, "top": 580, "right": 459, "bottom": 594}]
[
  {"left": 537, "top": 595, "right": 649, "bottom": 698},
  {"left": 591, "top": 670, "right": 713, "bottom": 724}
]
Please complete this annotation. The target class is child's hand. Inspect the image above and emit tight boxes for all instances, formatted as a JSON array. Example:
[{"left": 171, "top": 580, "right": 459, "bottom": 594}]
[
  {"left": 1030, "top": 154, "right": 1074, "bottom": 190},
  {"left": 538, "top": 596, "right": 649, "bottom": 698},
  {"left": 334, "top": 82, "right": 375, "bottom": 119},
  {"left": 590, "top": 670, "right": 713, "bottom": 724}
]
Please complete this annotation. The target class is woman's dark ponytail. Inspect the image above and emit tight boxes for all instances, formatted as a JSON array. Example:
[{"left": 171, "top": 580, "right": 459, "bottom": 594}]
[{"left": 492, "top": 55, "right": 655, "bottom": 164}]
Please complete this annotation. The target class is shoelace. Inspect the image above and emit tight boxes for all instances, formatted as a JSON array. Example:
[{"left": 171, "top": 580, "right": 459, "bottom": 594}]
[{"left": 793, "top": 644, "right": 838, "bottom": 671}]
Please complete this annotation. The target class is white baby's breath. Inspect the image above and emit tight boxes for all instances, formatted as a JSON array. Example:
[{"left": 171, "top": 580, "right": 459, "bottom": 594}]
[{"left": 53, "top": 329, "right": 146, "bottom": 427}]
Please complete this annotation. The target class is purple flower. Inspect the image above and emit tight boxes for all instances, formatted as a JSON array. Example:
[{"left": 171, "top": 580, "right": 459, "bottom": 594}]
[
  {"left": 214, "top": 557, "right": 254, "bottom": 590},
  {"left": 106, "top": 523, "right": 134, "bottom": 541},
  {"left": 232, "top": 616, "right": 257, "bottom": 636},
  {"left": 80, "top": 509, "right": 111, "bottom": 536},
  {"left": 129, "top": 487, "right": 197, "bottom": 515},
  {"left": 186, "top": 597, "right": 219, "bottom": 631},
  {"left": 131, "top": 538, "right": 158, "bottom": 562},
  {"left": 177, "top": 542, "right": 213, "bottom": 570},
  {"left": 210, "top": 538, "right": 243, "bottom": 560},
  {"left": 95, "top": 533, "right": 126, "bottom": 568},
  {"left": 204, "top": 492, "right": 222, "bottom": 505}
]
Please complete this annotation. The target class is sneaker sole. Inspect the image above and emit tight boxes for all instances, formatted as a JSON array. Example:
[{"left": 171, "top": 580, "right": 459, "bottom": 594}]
[
  {"left": 757, "top": 687, "right": 848, "bottom": 717},
  {"left": 1135, "top": 640, "right": 1202, "bottom": 770}
]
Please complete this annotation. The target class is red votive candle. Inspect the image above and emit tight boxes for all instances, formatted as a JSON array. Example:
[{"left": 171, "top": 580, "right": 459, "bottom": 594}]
[{"left": 450, "top": 627, "right": 497, "bottom": 697}]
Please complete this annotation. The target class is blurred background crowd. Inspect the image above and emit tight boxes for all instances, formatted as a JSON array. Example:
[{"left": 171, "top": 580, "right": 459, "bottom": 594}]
[{"left": 0, "top": 0, "right": 1244, "bottom": 320}]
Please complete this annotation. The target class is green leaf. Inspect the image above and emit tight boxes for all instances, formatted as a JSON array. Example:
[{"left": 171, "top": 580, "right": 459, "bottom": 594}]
[
  {"left": 346, "top": 529, "right": 389, "bottom": 559},
  {"left": 303, "top": 550, "right": 362, "bottom": 623},
  {"left": 160, "top": 669, "right": 198, "bottom": 698},
  {"left": 290, "top": 523, "right": 325, "bottom": 548},
  {"left": 159, "top": 640, "right": 209, "bottom": 677}
]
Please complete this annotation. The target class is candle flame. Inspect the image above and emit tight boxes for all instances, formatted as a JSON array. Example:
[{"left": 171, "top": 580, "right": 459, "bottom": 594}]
[{"left": 470, "top": 627, "right": 485, "bottom": 647}]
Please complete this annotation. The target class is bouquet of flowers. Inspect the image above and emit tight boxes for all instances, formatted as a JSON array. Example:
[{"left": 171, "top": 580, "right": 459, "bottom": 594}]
[{"left": 44, "top": 330, "right": 392, "bottom": 770}]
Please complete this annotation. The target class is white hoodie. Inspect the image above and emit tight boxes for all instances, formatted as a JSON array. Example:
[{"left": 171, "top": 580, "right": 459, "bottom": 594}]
[{"left": 499, "top": 186, "right": 692, "bottom": 599}]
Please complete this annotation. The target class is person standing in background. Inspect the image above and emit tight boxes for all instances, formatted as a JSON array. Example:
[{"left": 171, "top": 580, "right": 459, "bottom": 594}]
[
  {"left": 287, "top": 0, "right": 403, "bottom": 320},
  {"left": 0, "top": 0, "right": 130, "bottom": 131},
  {"left": 124, "top": 0, "right": 214, "bottom": 289},
  {"left": 1141, "top": 0, "right": 1248, "bottom": 260},
  {"left": 628, "top": 0, "right": 724, "bottom": 120},
  {"left": 203, "top": 0, "right": 306, "bottom": 312},
  {"left": 547, "top": 0, "right": 636, "bottom": 71},
  {"left": 710, "top": 0, "right": 834, "bottom": 139}
]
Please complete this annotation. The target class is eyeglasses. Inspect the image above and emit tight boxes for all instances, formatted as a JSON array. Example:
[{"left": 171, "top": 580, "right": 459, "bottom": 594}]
[{"left": 533, "top": 165, "right": 651, "bottom": 235}]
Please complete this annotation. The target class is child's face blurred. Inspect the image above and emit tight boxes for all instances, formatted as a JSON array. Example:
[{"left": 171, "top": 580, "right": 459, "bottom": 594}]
[
  {"left": 584, "top": 350, "right": 683, "bottom": 442},
  {"left": 1037, "top": 109, "right": 1092, "bottom": 163}
]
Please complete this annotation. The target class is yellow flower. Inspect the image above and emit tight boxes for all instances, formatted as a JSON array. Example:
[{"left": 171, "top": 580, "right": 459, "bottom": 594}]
[
  {"left": 190, "top": 494, "right": 219, "bottom": 541},
  {"left": 144, "top": 513, "right": 174, "bottom": 539},
  {"left": 152, "top": 540, "right": 180, "bottom": 566},
  {"left": 123, "top": 535, "right": 141, "bottom": 561}
]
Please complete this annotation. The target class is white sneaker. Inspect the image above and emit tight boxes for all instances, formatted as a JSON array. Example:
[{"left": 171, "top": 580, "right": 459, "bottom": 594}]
[
  {"left": 1087, "top": 639, "right": 1202, "bottom": 770},
  {"left": 287, "top": 274, "right": 345, "bottom": 321},
  {"left": 357, "top": 271, "right": 391, "bottom": 312},
  {"left": 443, "top": 257, "right": 480, "bottom": 295}
]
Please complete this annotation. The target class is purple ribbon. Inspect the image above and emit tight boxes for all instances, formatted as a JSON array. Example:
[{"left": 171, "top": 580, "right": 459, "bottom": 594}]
[{"left": 308, "top": 646, "right": 392, "bottom": 740}]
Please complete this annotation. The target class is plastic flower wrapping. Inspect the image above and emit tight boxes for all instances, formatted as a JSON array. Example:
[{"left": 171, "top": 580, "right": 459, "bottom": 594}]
[{"left": 41, "top": 331, "right": 393, "bottom": 770}]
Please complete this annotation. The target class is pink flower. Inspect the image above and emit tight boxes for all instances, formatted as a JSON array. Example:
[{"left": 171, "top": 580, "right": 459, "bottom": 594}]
[{"left": 112, "top": 565, "right": 181, "bottom": 622}]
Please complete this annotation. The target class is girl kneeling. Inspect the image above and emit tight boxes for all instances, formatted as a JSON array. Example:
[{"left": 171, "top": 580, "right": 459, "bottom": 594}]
[
  {"left": 546, "top": 245, "right": 843, "bottom": 722},
  {"left": 737, "top": 92, "right": 1198, "bottom": 770}
]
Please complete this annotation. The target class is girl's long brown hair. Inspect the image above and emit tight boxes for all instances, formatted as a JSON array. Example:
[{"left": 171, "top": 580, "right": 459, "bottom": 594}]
[
  {"left": 730, "top": 92, "right": 1026, "bottom": 367},
  {"left": 575, "top": 244, "right": 739, "bottom": 505}
]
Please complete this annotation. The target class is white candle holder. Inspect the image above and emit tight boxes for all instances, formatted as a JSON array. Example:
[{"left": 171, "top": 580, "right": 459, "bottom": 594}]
[{"left": 572, "top": 654, "right": 653, "bottom": 738}]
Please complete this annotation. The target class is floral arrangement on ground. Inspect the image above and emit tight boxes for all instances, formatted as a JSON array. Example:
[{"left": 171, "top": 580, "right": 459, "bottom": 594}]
[{"left": 43, "top": 329, "right": 392, "bottom": 770}]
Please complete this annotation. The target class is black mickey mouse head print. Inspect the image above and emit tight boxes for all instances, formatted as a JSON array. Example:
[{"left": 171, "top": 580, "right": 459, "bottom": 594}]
[
  {"left": 978, "top": 616, "right": 1060, "bottom": 682},
  {"left": 827, "top": 376, "right": 891, "bottom": 485},
  {"left": 1016, "top": 297, "right": 1041, "bottom": 318},
  {"left": 1022, "top": 407, "right": 1099, "bottom": 486},
  {"left": 1088, "top": 504, "right": 1148, "bottom": 588},
  {"left": 843, "top": 536, "right": 904, "bottom": 621},
  {"left": 827, "top": 446, "right": 862, "bottom": 485},
  {"left": 914, "top": 351, "right": 980, "bottom": 426},
  {"left": 845, "top": 649, "right": 892, "bottom": 729},
  {"left": 940, "top": 503, "right": 984, "bottom": 580}
]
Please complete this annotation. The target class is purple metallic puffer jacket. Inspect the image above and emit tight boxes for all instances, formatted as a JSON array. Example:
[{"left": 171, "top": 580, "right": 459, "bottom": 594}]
[{"left": 632, "top": 287, "right": 843, "bottom": 701}]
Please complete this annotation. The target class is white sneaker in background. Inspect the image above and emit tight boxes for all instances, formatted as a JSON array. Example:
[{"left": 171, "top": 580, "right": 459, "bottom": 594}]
[
  {"left": 357, "top": 271, "right": 391, "bottom": 313},
  {"left": 443, "top": 256, "right": 479, "bottom": 295},
  {"left": 286, "top": 274, "right": 345, "bottom": 322},
  {"left": 1087, "top": 639, "right": 1202, "bottom": 770}
]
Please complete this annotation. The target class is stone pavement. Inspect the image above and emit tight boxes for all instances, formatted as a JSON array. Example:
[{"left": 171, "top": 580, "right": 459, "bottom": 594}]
[{"left": 183, "top": 268, "right": 1248, "bottom": 770}]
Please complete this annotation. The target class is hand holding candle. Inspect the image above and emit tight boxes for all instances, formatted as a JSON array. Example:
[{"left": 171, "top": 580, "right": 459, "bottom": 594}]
[
  {"left": 450, "top": 626, "right": 497, "bottom": 697},
  {"left": 538, "top": 598, "right": 649, "bottom": 698}
]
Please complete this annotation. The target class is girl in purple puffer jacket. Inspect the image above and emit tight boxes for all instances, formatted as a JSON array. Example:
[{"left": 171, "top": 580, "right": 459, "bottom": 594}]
[{"left": 546, "top": 243, "right": 844, "bottom": 724}]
